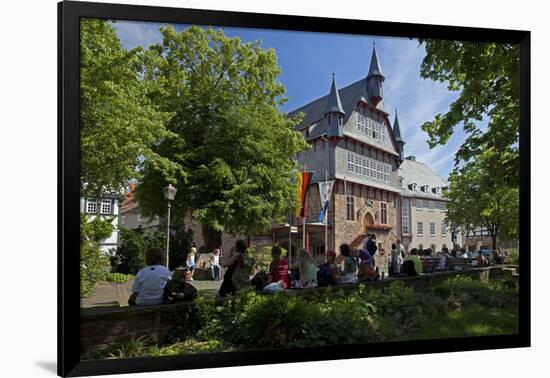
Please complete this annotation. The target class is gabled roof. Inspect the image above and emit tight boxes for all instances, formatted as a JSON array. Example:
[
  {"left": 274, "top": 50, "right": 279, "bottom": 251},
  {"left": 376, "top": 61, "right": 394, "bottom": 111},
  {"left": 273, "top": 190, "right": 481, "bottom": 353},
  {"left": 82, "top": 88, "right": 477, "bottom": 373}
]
[
  {"left": 289, "top": 77, "right": 388, "bottom": 131},
  {"left": 399, "top": 158, "right": 448, "bottom": 200},
  {"left": 324, "top": 74, "right": 345, "bottom": 115},
  {"left": 367, "top": 45, "right": 384, "bottom": 78}
]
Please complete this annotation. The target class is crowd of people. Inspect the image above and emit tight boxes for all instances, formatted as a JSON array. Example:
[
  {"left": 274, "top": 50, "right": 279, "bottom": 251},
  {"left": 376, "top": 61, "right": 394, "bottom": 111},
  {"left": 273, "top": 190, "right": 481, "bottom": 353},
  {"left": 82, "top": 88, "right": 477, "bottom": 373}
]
[{"left": 128, "top": 236, "right": 509, "bottom": 306}]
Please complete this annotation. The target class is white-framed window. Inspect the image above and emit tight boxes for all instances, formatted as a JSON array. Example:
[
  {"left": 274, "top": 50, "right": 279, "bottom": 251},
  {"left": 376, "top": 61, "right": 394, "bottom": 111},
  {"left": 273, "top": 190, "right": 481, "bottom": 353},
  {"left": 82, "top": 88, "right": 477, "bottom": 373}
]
[
  {"left": 429, "top": 200, "right": 435, "bottom": 211},
  {"left": 347, "top": 153, "right": 354, "bottom": 172},
  {"left": 346, "top": 195, "right": 355, "bottom": 221},
  {"left": 430, "top": 222, "right": 436, "bottom": 237},
  {"left": 417, "top": 222, "right": 424, "bottom": 236},
  {"left": 346, "top": 151, "right": 392, "bottom": 184},
  {"left": 121, "top": 215, "right": 127, "bottom": 225},
  {"left": 356, "top": 112, "right": 386, "bottom": 142},
  {"left": 358, "top": 113, "right": 366, "bottom": 134},
  {"left": 402, "top": 198, "right": 410, "bottom": 235},
  {"left": 416, "top": 198, "right": 423, "bottom": 209},
  {"left": 380, "top": 202, "right": 387, "bottom": 224},
  {"left": 441, "top": 222, "right": 447, "bottom": 236},
  {"left": 409, "top": 183, "right": 417, "bottom": 191},
  {"left": 100, "top": 198, "right": 113, "bottom": 215},
  {"left": 398, "top": 177, "right": 404, "bottom": 188},
  {"left": 86, "top": 198, "right": 97, "bottom": 214}
]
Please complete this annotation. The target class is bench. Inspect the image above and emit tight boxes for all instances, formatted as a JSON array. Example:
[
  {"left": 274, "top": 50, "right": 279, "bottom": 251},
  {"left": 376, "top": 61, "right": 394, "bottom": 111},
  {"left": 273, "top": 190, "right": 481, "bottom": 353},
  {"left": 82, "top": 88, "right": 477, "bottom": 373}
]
[
  {"left": 421, "top": 258, "right": 441, "bottom": 273},
  {"left": 446, "top": 258, "right": 471, "bottom": 271}
]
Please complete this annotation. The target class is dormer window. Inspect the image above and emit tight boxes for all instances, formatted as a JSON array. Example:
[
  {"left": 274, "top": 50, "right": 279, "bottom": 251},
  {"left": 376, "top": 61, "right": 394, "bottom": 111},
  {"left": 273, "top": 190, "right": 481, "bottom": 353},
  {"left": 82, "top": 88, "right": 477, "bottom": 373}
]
[
  {"left": 398, "top": 177, "right": 404, "bottom": 188},
  {"left": 432, "top": 187, "right": 441, "bottom": 195},
  {"left": 408, "top": 183, "right": 417, "bottom": 191},
  {"left": 421, "top": 185, "right": 429, "bottom": 192}
]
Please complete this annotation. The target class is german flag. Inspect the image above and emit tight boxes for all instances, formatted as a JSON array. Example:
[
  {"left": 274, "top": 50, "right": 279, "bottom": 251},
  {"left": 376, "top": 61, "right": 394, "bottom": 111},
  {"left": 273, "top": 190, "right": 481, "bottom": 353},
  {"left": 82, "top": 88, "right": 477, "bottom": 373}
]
[{"left": 296, "top": 171, "right": 313, "bottom": 218}]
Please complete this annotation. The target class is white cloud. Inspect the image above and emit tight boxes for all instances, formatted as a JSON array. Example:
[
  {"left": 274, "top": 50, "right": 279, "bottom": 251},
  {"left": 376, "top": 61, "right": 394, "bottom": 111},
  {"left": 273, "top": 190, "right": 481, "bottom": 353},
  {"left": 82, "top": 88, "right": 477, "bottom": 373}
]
[{"left": 111, "top": 20, "right": 165, "bottom": 49}]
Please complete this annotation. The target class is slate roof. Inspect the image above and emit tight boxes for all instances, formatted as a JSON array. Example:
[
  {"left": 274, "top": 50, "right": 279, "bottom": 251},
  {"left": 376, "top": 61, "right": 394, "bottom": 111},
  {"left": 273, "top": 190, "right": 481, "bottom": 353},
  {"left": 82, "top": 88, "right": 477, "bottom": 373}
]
[
  {"left": 367, "top": 46, "right": 384, "bottom": 78},
  {"left": 325, "top": 75, "right": 345, "bottom": 115},
  {"left": 393, "top": 110, "right": 404, "bottom": 143},
  {"left": 398, "top": 158, "right": 448, "bottom": 200},
  {"left": 289, "top": 77, "right": 389, "bottom": 132}
]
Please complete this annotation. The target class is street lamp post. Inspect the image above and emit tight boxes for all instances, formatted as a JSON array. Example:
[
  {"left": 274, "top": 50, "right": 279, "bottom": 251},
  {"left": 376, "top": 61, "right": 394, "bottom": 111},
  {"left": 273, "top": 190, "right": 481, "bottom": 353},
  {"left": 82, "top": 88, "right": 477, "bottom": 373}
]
[
  {"left": 321, "top": 135, "right": 330, "bottom": 253},
  {"left": 163, "top": 184, "right": 177, "bottom": 269}
]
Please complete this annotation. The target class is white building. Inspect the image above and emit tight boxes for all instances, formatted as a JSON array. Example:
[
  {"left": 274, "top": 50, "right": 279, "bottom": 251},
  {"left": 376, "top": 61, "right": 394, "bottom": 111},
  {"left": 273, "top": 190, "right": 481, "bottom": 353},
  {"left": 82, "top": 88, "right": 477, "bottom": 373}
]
[
  {"left": 398, "top": 156, "right": 453, "bottom": 252},
  {"left": 80, "top": 192, "right": 123, "bottom": 253}
]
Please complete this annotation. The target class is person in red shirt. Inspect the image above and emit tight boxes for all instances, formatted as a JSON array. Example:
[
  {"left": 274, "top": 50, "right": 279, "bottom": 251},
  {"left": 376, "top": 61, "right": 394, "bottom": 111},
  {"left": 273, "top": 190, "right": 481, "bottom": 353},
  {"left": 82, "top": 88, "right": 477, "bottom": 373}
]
[{"left": 268, "top": 245, "right": 289, "bottom": 289}]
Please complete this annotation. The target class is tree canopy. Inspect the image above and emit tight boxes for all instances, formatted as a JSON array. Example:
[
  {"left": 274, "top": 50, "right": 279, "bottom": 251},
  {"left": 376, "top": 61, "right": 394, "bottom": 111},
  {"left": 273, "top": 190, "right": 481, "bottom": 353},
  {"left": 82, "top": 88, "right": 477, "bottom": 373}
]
[
  {"left": 134, "top": 26, "right": 308, "bottom": 245},
  {"left": 444, "top": 147, "right": 519, "bottom": 250},
  {"left": 419, "top": 40, "right": 520, "bottom": 183},
  {"left": 419, "top": 40, "right": 520, "bottom": 246},
  {"left": 80, "top": 19, "right": 174, "bottom": 196}
]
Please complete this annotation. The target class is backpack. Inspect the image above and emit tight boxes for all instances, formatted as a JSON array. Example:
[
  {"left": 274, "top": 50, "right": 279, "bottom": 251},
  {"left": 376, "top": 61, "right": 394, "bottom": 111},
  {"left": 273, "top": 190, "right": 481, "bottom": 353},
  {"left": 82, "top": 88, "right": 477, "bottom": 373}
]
[{"left": 164, "top": 279, "right": 198, "bottom": 303}]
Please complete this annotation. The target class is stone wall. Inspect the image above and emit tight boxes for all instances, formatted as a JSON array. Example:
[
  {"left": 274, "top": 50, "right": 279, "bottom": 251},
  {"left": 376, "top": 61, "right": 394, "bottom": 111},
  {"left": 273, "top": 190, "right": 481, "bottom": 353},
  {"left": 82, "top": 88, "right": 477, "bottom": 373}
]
[{"left": 80, "top": 266, "right": 516, "bottom": 354}]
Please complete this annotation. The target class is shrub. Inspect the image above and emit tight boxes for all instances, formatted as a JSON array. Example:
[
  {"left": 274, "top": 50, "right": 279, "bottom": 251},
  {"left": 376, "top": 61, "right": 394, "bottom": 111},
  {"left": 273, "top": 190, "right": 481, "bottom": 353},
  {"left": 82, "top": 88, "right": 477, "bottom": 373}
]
[
  {"left": 103, "top": 272, "right": 134, "bottom": 283},
  {"left": 81, "top": 336, "right": 154, "bottom": 360},
  {"left": 110, "top": 227, "right": 166, "bottom": 274},
  {"left": 431, "top": 277, "right": 518, "bottom": 309},
  {"left": 80, "top": 214, "right": 113, "bottom": 297},
  {"left": 508, "top": 249, "right": 519, "bottom": 265},
  {"left": 228, "top": 291, "right": 309, "bottom": 348}
]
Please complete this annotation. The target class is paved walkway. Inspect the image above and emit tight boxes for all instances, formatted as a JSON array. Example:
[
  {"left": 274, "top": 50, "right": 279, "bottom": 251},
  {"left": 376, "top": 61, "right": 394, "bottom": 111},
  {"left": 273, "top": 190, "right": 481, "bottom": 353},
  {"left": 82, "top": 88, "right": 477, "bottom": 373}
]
[{"left": 80, "top": 279, "right": 223, "bottom": 308}]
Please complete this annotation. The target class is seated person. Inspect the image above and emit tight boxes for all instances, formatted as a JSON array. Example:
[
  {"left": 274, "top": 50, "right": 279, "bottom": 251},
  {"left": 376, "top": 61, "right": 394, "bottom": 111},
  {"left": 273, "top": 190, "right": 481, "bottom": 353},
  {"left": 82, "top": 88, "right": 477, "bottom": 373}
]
[
  {"left": 128, "top": 247, "right": 171, "bottom": 306},
  {"left": 338, "top": 244, "right": 358, "bottom": 284},
  {"left": 268, "top": 245, "right": 289, "bottom": 289},
  {"left": 404, "top": 248, "right": 423, "bottom": 275},
  {"left": 289, "top": 267, "right": 300, "bottom": 289},
  {"left": 402, "top": 260, "right": 418, "bottom": 276},
  {"left": 164, "top": 268, "right": 197, "bottom": 303},
  {"left": 317, "top": 250, "right": 339, "bottom": 287},
  {"left": 290, "top": 249, "right": 318, "bottom": 289},
  {"left": 357, "top": 250, "right": 379, "bottom": 282}
]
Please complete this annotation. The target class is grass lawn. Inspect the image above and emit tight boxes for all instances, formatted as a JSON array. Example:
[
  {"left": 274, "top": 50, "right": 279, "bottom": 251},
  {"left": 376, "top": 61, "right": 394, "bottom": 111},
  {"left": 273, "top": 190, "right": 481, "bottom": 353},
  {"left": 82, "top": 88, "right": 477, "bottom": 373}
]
[{"left": 406, "top": 305, "right": 519, "bottom": 340}]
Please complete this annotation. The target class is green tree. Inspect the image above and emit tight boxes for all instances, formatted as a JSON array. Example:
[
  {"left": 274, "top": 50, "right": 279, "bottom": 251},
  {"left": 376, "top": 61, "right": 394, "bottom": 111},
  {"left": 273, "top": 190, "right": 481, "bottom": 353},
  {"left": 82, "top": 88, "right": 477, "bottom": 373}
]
[
  {"left": 136, "top": 26, "right": 308, "bottom": 250},
  {"left": 445, "top": 147, "right": 519, "bottom": 252},
  {"left": 80, "top": 19, "right": 174, "bottom": 196},
  {"left": 419, "top": 40, "right": 520, "bottom": 184},
  {"left": 80, "top": 214, "right": 113, "bottom": 296},
  {"left": 111, "top": 227, "right": 167, "bottom": 274}
]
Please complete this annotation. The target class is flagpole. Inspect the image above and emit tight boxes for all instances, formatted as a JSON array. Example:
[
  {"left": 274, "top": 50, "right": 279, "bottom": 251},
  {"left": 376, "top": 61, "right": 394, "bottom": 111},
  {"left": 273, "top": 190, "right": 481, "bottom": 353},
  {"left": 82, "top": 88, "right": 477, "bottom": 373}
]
[
  {"left": 288, "top": 212, "right": 292, "bottom": 266},
  {"left": 325, "top": 169, "right": 328, "bottom": 254},
  {"left": 303, "top": 164, "right": 307, "bottom": 250}
]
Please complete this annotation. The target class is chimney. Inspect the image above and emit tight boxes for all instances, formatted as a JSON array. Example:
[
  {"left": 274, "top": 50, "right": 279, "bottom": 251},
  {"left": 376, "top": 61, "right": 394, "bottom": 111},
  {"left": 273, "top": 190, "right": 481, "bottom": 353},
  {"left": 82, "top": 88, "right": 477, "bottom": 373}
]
[{"left": 406, "top": 155, "right": 416, "bottom": 161}]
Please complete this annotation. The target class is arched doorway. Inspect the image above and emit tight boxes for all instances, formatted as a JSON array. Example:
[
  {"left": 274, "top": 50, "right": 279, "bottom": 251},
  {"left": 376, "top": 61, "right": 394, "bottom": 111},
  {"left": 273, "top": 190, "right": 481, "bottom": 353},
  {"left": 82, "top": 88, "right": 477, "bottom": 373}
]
[{"left": 364, "top": 212, "right": 375, "bottom": 234}]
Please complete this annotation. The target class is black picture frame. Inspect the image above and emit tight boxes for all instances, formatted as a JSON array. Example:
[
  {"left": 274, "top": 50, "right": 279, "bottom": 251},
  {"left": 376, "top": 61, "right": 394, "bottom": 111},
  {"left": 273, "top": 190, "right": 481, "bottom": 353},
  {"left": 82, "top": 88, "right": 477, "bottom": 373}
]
[{"left": 58, "top": 1, "right": 531, "bottom": 376}]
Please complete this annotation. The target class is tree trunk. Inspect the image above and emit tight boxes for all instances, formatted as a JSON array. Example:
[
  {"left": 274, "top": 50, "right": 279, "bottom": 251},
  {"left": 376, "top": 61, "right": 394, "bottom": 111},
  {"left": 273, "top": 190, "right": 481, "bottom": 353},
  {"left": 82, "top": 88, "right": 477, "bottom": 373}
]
[
  {"left": 491, "top": 233, "right": 498, "bottom": 253},
  {"left": 202, "top": 224, "right": 222, "bottom": 253}
]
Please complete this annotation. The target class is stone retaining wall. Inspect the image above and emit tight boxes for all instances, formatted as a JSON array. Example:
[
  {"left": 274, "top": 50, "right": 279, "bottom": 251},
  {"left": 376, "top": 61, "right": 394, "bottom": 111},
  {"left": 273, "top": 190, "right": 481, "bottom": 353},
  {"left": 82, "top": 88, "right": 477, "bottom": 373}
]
[{"left": 80, "top": 266, "right": 517, "bottom": 353}]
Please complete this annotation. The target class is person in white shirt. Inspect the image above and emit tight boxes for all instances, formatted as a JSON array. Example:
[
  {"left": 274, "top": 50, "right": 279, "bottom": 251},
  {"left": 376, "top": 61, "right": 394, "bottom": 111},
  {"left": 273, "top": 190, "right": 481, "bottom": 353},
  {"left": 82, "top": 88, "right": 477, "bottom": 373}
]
[
  {"left": 209, "top": 248, "right": 221, "bottom": 280},
  {"left": 129, "top": 247, "right": 171, "bottom": 306},
  {"left": 186, "top": 247, "right": 197, "bottom": 281}
]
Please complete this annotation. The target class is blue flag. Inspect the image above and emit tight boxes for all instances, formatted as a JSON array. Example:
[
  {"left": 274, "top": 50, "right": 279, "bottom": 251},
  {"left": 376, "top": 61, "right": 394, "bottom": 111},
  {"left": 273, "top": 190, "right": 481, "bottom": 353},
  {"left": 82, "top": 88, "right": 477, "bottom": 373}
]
[{"left": 318, "top": 200, "right": 329, "bottom": 223}]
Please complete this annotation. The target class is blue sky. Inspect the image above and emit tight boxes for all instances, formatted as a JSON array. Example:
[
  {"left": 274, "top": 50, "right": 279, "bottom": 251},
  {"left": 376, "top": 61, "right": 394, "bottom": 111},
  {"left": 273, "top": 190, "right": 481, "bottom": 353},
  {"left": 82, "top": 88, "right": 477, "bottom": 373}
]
[{"left": 112, "top": 20, "right": 469, "bottom": 180}]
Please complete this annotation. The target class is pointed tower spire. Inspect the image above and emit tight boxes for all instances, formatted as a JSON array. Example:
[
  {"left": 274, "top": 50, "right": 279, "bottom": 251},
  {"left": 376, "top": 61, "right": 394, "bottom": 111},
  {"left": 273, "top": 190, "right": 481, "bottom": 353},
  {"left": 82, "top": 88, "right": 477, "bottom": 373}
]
[
  {"left": 367, "top": 43, "right": 384, "bottom": 78},
  {"left": 324, "top": 73, "right": 345, "bottom": 116},
  {"left": 393, "top": 109, "right": 403, "bottom": 142},
  {"left": 325, "top": 73, "right": 345, "bottom": 139},
  {"left": 367, "top": 43, "right": 385, "bottom": 106},
  {"left": 393, "top": 109, "right": 405, "bottom": 161}
]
